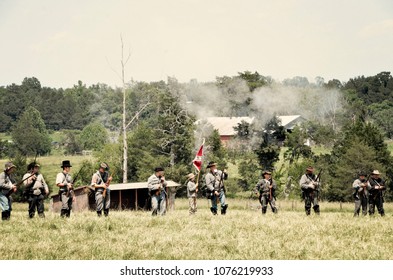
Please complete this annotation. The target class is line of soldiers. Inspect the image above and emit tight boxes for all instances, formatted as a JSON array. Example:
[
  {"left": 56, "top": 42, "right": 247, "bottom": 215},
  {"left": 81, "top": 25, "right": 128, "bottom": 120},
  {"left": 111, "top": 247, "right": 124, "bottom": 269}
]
[
  {"left": 0, "top": 160, "right": 113, "bottom": 220},
  {"left": 147, "top": 161, "right": 230, "bottom": 216},
  {"left": 1, "top": 159, "right": 387, "bottom": 220}
]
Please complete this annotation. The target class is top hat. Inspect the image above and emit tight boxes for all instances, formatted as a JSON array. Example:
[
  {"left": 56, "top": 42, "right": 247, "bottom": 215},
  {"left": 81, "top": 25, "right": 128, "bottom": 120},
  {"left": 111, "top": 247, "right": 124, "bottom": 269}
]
[{"left": 61, "top": 160, "right": 72, "bottom": 168}]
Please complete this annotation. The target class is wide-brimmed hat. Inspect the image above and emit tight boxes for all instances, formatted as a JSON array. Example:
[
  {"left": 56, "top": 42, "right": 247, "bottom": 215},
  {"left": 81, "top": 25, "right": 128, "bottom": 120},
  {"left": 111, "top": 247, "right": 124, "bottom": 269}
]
[
  {"left": 262, "top": 170, "right": 271, "bottom": 176},
  {"left": 61, "top": 160, "right": 72, "bottom": 168},
  {"left": 99, "top": 162, "right": 109, "bottom": 170},
  {"left": 206, "top": 161, "right": 217, "bottom": 168},
  {"left": 27, "top": 162, "right": 40, "bottom": 171},
  {"left": 187, "top": 173, "right": 195, "bottom": 180},
  {"left": 4, "top": 162, "right": 16, "bottom": 171},
  {"left": 154, "top": 167, "right": 164, "bottom": 172},
  {"left": 306, "top": 166, "right": 314, "bottom": 172},
  {"left": 371, "top": 170, "right": 380, "bottom": 175}
]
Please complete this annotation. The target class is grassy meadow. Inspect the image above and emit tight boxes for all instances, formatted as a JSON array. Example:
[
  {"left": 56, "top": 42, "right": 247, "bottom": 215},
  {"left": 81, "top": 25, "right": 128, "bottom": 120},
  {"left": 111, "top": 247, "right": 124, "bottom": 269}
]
[{"left": 1, "top": 199, "right": 392, "bottom": 260}]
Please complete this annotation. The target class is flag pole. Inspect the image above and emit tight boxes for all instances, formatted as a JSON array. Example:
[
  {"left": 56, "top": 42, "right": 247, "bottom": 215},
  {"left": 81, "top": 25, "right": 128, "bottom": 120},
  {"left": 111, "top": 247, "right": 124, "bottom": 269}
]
[{"left": 195, "top": 138, "right": 205, "bottom": 191}]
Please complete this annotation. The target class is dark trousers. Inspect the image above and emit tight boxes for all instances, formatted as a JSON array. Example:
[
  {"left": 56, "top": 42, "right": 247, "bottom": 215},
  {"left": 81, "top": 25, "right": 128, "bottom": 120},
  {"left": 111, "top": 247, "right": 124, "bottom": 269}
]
[
  {"left": 369, "top": 193, "right": 384, "bottom": 216},
  {"left": 28, "top": 194, "right": 45, "bottom": 218},
  {"left": 304, "top": 191, "right": 319, "bottom": 215},
  {"left": 260, "top": 193, "right": 277, "bottom": 214}
]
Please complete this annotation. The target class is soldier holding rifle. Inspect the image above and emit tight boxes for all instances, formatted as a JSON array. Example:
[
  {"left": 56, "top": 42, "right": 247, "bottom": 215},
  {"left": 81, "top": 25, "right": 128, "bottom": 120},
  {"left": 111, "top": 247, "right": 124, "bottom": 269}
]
[
  {"left": 368, "top": 170, "right": 385, "bottom": 216},
  {"left": 205, "top": 162, "right": 228, "bottom": 215},
  {"left": 23, "top": 162, "right": 49, "bottom": 218},
  {"left": 56, "top": 160, "right": 75, "bottom": 218},
  {"left": 255, "top": 170, "right": 278, "bottom": 214},
  {"left": 91, "top": 162, "right": 112, "bottom": 217},
  {"left": 352, "top": 171, "right": 369, "bottom": 217},
  {"left": 299, "top": 166, "right": 321, "bottom": 215},
  {"left": 0, "top": 162, "right": 17, "bottom": 220},
  {"left": 147, "top": 167, "right": 167, "bottom": 216}
]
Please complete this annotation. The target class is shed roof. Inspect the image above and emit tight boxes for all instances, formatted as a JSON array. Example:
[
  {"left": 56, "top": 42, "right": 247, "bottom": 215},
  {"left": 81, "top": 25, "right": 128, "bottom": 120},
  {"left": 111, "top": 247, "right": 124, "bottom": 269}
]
[
  {"left": 277, "top": 115, "right": 306, "bottom": 129},
  {"left": 109, "top": 180, "right": 180, "bottom": 191},
  {"left": 196, "top": 117, "right": 255, "bottom": 136}
]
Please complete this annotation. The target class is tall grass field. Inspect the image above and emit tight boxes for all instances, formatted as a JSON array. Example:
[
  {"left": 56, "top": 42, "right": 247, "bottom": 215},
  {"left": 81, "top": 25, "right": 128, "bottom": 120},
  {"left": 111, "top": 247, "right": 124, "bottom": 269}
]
[{"left": 1, "top": 199, "right": 392, "bottom": 260}]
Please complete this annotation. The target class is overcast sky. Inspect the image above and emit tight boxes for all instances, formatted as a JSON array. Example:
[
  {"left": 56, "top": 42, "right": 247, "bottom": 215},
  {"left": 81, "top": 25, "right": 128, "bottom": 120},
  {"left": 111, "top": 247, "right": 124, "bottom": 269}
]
[{"left": 1, "top": 0, "right": 392, "bottom": 88}]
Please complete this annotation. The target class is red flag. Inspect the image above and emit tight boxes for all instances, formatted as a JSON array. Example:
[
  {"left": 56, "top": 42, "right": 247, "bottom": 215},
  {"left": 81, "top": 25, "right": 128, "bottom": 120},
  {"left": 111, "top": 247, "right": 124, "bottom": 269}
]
[{"left": 192, "top": 143, "right": 204, "bottom": 172}]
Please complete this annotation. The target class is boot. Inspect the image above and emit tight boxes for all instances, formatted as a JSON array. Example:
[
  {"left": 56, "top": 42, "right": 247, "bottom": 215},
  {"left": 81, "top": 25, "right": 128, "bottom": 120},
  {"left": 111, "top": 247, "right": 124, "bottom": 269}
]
[
  {"left": 104, "top": 209, "right": 109, "bottom": 217},
  {"left": 305, "top": 208, "right": 311, "bottom": 215},
  {"left": 65, "top": 210, "right": 71, "bottom": 218},
  {"left": 38, "top": 212, "right": 45, "bottom": 218},
  {"left": 262, "top": 207, "right": 267, "bottom": 215},
  {"left": 210, "top": 207, "right": 217, "bottom": 215},
  {"left": 97, "top": 210, "right": 102, "bottom": 217},
  {"left": 313, "top": 205, "right": 320, "bottom": 215},
  {"left": 6, "top": 211, "right": 11, "bottom": 220},
  {"left": 60, "top": 209, "right": 66, "bottom": 217},
  {"left": 1, "top": 211, "right": 7, "bottom": 220},
  {"left": 221, "top": 204, "right": 228, "bottom": 215},
  {"left": 29, "top": 212, "right": 35, "bottom": 219}
]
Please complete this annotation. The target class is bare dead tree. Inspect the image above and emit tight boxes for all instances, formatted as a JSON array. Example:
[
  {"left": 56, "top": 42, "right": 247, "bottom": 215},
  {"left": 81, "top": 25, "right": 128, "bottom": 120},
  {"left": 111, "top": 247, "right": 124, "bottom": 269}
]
[{"left": 108, "top": 35, "right": 150, "bottom": 183}]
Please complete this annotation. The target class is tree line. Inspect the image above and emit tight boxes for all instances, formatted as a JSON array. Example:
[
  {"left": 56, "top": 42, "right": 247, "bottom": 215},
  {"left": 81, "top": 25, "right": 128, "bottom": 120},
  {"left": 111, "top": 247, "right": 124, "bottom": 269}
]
[{"left": 0, "top": 71, "right": 392, "bottom": 202}]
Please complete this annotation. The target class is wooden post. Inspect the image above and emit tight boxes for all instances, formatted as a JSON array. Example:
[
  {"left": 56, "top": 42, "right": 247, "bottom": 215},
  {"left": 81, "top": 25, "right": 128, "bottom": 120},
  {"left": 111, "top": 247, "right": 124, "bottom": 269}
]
[
  {"left": 135, "top": 189, "right": 138, "bottom": 210},
  {"left": 118, "top": 190, "right": 122, "bottom": 210}
]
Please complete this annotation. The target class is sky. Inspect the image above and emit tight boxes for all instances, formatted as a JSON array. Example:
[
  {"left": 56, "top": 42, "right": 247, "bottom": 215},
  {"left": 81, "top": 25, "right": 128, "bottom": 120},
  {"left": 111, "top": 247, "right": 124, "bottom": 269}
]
[{"left": 0, "top": 0, "right": 392, "bottom": 88}]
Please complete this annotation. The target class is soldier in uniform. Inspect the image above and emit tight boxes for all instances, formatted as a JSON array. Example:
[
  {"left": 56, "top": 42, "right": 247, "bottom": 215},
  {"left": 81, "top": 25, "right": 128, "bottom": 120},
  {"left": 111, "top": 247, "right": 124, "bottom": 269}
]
[
  {"left": 368, "top": 170, "right": 385, "bottom": 216},
  {"left": 299, "top": 166, "right": 321, "bottom": 215},
  {"left": 255, "top": 170, "right": 278, "bottom": 214},
  {"left": 23, "top": 162, "right": 49, "bottom": 218},
  {"left": 0, "top": 162, "right": 17, "bottom": 221},
  {"left": 91, "top": 162, "right": 112, "bottom": 217},
  {"left": 205, "top": 162, "right": 228, "bottom": 215},
  {"left": 352, "top": 171, "right": 369, "bottom": 217},
  {"left": 186, "top": 173, "right": 198, "bottom": 215},
  {"left": 56, "top": 160, "right": 75, "bottom": 218},
  {"left": 147, "top": 167, "right": 167, "bottom": 216}
]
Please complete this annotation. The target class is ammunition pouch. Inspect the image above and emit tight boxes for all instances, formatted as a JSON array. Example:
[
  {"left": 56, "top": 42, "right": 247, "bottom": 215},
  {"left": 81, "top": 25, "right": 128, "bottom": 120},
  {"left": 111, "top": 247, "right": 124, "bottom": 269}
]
[{"left": 202, "top": 188, "right": 213, "bottom": 199}]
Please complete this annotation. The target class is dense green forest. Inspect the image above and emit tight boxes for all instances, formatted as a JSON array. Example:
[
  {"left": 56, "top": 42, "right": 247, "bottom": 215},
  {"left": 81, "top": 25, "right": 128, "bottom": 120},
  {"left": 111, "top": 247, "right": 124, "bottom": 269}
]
[{"left": 1, "top": 71, "right": 392, "bottom": 202}]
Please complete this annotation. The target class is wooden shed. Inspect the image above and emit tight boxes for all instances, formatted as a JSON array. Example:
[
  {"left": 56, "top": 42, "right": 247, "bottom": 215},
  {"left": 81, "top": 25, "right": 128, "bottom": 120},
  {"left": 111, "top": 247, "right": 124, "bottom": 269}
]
[
  {"left": 50, "top": 180, "right": 180, "bottom": 212},
  {"left": 109, "top": 180, "right": 180, "bottom": 210},
  {"left": 50, "top": 186, "right": 95, "bottom": 213}
]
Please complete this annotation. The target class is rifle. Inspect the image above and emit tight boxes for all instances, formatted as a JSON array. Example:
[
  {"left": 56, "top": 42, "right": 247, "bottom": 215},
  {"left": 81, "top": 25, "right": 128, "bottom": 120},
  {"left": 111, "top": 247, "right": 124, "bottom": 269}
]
[
  {"left": 214, "top": 170, "right": 226, "bottom": 203},
  {"left": 370, "top": 177, "right": 384, "bottom": 203},
  {"left": 22, "top": 153, "right": 40, "bottom": 199},
  {"left": 268, "top": 179, "right": 272, "bottom": 201},
  {"left": 315, "top": 169, "right": 323, "bottom": 183},
  {"left": 102, "top": 173, "right": 112, "bottom": 199},
  {"left": 66, "top": 166, "right": 85, "bottom": 198}
]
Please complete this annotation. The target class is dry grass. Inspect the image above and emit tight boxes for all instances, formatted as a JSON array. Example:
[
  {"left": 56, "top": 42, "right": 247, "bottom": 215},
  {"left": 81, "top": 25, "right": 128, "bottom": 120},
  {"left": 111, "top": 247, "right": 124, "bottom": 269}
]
[{"left": 0, "top": 199, "right": 392, "bottom": 260}]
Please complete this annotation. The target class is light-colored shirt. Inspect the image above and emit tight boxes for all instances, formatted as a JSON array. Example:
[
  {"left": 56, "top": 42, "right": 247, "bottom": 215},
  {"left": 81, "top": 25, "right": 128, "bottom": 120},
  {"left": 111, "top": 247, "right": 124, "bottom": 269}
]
[
  {"left": 23, "top": 173, "right": 48, "bottom": 196},
  {"left": 187, "top": 181, "right": 197, "bottom": 198}
]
